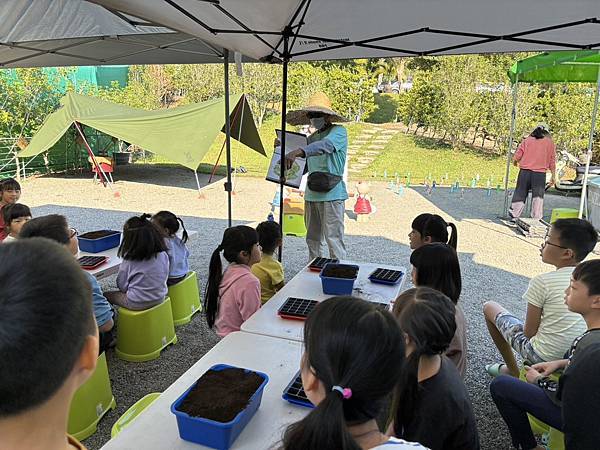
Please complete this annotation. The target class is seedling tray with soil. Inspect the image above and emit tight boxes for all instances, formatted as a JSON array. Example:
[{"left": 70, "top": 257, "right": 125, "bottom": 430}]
[
  {"left": 277, "top": 297, "right": 319, "bottom": 320},
  {"left": 171, "top": 364, "right": 269, "bottom": 450},
  {"left": 320, "top": 263, "right": 360, "bottom": 295},
  {"left": 308, "top": 257, "right": 339, "bottom": 272},
  {"left": 282, "top": 371, "right": 314, "bottom": 408},
  {"left": 368, "top": 268, "right": 404, "bottom": 285},
  {"left": 78, "top": 230, "right": 121, "bottom": 253}
]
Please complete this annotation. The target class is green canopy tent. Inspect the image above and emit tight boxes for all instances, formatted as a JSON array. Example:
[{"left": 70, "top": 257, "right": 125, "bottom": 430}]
[
  {"left": 18, "top": 91, "right": 265, "bottom": 190},
  {"left": 503, "top": 51, "right": 600, "bottom": 219}
]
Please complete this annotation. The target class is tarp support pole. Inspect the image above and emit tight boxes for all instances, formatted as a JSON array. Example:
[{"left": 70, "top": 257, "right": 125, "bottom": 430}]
[
  {"left": 74, "top": 121, "right": 111, "bottom": 189},
  {"left": 224, "top": 49, "right": 233, "bottom": 227},
  {"left": 278, "top": 35, "right": 290, "bottom": 262},
  {"left": 502, "top": 78, "right": 519, "bottom": 218},
  {"left": 194, "top": 170, "right": 202, "bottom": 193},
  {"left": 578, "top": 70, "right": 600, "bottom": 218}
]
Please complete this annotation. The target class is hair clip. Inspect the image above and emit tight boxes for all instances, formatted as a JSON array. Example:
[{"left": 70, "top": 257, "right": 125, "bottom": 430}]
[{"left": 331, "top": 385, "right": 352, "bottom": 399}]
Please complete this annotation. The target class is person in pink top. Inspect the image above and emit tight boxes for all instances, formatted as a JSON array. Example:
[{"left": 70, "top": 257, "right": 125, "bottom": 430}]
[
  {"left": 205, "top": 225, "right": 262, "bottom": 337},
  {"left": 510, "top": 124, "right": 556, "bottom": 220}
]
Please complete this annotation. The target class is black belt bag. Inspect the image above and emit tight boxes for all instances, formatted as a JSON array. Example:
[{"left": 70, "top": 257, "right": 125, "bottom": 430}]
[{"left": 307, "top": 171, "right": 342, "bottom": 192}]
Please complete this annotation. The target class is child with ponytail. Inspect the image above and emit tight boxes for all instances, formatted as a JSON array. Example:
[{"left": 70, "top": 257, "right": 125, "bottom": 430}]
[
  {"left": 390, "top": 287, "right": 479, "bottom": 450},
  {"left": 204, "top": 225, "right": 262, "bottom": 337},
  {"left": 281, "top": 296, "right": 426, "bottom": 450},
  {"left": 408, "top": 213, "right": 458, "bottom": 250},
  {"left": 152, "top": 210, "right": 190, "bottom": 286}
]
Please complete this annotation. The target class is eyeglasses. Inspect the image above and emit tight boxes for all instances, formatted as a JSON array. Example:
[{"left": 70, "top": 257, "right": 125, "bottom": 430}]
[
  {"left": 69, "top": 227, "right": 78, "bottom": 239},
  {"left": 542, "top": 230, "right": 567, "bottom": 249}
]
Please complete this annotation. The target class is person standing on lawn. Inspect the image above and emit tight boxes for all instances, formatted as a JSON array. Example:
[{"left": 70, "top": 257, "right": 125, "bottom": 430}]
[
  {"left": 509, "top": 124, "right": 556, "bottom": 220},
  {"left": 283, "top": 92, "right": 349, "bottom": 261}
]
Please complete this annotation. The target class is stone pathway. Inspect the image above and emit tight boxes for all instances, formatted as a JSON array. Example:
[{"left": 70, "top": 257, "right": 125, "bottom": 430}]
[{"left": 347, "top": 125, "right": 400, "bottom": 176}]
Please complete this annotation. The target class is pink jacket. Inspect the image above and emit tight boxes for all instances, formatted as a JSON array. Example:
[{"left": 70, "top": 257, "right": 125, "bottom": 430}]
[
  {"left": 514, "top": 136, "right": 556, "bottom": 174},
  {"left": 214, "top": 264, "right": 261, "bottom": 337}
]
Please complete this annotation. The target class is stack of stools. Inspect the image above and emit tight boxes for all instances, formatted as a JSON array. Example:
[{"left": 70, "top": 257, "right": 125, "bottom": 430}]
[
  {"left": 167, "top": 271, "right": 202, "bottom": 326},
  {"left": 115, "top": 297, "right": 178, "bottom": 362},
  {"left": 68, "top": 352, "right": 116, "bottom": 440},
  {"left": 282, "top": 195, "right": 307, "bottom": 237}
]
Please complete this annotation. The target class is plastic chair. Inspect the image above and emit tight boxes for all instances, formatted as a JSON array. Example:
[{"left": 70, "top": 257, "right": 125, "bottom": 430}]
[
  {"left": 167, "top": 271, "right": 202, "bottom": 326},
  {"left": 115, "top": 298, "right": 177, "bottom": 362},
  {"left": 518, "top": 368, "right": 565, "bottom": 450},
  {"left": 89, "top": 156, "right": 114, "bottom": 183},
  {"left": 550, "top": 208, "right": 579, "bottom": 223},
  {"left": 283, "top": 214, "right": 306, "bottom": 237},
  {"left": 110, "top": 392, "right": 161, "bottom": 438},
  {"left": 68, "top": 352, "right": 116, "bottom": 440}
]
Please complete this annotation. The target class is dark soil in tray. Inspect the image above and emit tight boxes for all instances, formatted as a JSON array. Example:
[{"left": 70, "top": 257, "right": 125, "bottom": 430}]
[
  {"left": 177, "top": 368, "right": 263, "bottom": 423},
  {"left": 322, "top": 265, "right": 358, "bottom": 279},
  {"left": 79, "top": 230, "right": 119, "bottom": 240}
]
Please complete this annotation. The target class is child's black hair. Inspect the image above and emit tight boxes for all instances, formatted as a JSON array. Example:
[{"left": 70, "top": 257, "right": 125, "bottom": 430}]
[
  {"left": 410, "top": 243, "right": 462, "bottom": 304},
  {"left": 153, "top": 210, "right": 188, "bottom": 243},
  {"left": 20, "top": 214, "right": 70, "bottom": 245},
  {"left": 391, "top": 287, "right": 456, "bottom": 435},
  {"left": 411, "top": 213, "right": 458, "bottom": 249},
  {"left": 256, "top": 221, "right": 282, "bottom": 254},
  {"left": 0, "top": 177, "right": 21, "bottom": 193},
  {"left": 3, "top": 203, "right": 31, "bottom": 227},
  {"left": 204, "top": 225, "right": 259, "bottom": 329},
  {"left": 530, "top": 127, "right": 549, "bottom": 139},
  {"left": 552, "top": 218, "right": 598, "bottom": 262},
  {"left": 118, "top": 213, "right": 167, "bottom": 261},
  {"left": 572, "top": 259, "right": 600, "bottom": 296},
  {"left": 0, "top": 238, "right": 96, "bottom": 416},
  {"left": 281, "top": 296, "right": 405, "bottom": 450}
]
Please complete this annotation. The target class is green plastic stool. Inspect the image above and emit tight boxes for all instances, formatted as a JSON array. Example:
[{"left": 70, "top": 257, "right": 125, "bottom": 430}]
[
  {"left": 115, "top": 297, "right": 177, "bottom": 362},
  {"left": 519, "top": 368, "right": 565, "bottom": 450},
  {"left": 68, "top": 352, "right": 116, "bottom": 440},
  {"left": 550, "top": 208, "right": 579, "bottom": 223},
  {"left": 167, "top": 271, "right": 202, "bottom": 326},
  {"left": 283, "top": 214, "right": 307, "bottom": 237},
  {"left": 110, "top": 392, "right": 161, "bottom": 438}
]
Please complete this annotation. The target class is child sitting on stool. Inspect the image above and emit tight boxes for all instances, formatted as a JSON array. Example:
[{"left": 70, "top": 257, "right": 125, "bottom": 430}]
[
  {"left": 252, "top": 221, "right": 285, "bottom": 303},
  {"left": 152, "top": 210, "right": 190, "bottom": 286}
]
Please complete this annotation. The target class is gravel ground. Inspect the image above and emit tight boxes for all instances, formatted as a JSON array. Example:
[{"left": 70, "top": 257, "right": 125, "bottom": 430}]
[{"left": 18, "top": 165, "right": 598, "bottom": 450}]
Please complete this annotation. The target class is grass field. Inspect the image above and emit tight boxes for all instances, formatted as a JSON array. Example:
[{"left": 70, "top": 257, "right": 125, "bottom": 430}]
[{"left": 141, "top": 116, "right": 517, "bottom": 188}]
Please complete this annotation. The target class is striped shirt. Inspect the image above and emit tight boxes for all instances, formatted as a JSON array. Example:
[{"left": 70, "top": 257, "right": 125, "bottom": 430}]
[
  {"left": 525, "top": 266, "right": 587, "bottom": 361},
  {"left": 370, "top": 437, "right": 428, "bottom": 449}
]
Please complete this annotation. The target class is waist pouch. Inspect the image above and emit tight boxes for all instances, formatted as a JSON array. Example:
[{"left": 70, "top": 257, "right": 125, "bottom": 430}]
[{"left": 307, "top": 171, "right": 342, "bottom": 192}]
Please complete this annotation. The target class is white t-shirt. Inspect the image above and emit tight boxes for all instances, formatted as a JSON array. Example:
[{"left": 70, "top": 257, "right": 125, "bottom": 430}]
[
  {"left": 370, "top": 437, "right": 429, "bottom": 449},
  {"left": 2, "top": 235, "right": 16, "bottom": 243},
  {"left": 525, "top": 266, "right": 587, "bottom": 361}
]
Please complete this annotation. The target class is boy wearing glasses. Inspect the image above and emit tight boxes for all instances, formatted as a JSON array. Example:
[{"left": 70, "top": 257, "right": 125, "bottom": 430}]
[{"left": 483, "top": 218, "right": 597, "bottom": 377}]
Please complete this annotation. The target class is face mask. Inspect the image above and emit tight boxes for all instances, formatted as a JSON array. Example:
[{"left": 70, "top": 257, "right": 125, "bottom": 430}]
[{"left": 309, "top": 117, "right": 326, "bottom": 130}]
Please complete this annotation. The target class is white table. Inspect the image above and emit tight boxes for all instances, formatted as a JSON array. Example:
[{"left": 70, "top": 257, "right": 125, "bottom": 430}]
[
  {"left": 81, "top": 230, "right": 197, "bottom": 280},
  {"left": 101, "top": 332, "right": 307, "bottom": 450},
  {"left": 241, "top": 261, "right": 406, "bottom": 342}
]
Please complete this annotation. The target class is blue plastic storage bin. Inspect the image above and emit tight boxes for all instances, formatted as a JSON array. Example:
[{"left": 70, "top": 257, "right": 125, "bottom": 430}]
[
  {"left": 171, "top": 364, "right": 269, "bottom": 450},
  {"left": 319, "top": 263, "right": 359, "bottom": 295},
  {"left": 78, "top": 230, "right": 121, "bottom": 253}
]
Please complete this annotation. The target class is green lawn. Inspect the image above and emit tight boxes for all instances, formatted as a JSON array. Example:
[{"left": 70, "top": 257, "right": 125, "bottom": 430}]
[{"left": 140, "top": 116, "right": 517, "bottom": 188}]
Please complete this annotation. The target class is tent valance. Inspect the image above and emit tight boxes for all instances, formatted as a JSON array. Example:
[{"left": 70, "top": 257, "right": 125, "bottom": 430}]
[
  {"left": 18, "top": 92, "right": 265, "bottom": 170},
  {"left": 508, "top": 51, "right": 600, "bottom": 84}
]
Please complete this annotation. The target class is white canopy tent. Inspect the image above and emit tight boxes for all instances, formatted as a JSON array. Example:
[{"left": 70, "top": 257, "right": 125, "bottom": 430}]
[{"left": 4, "top": 0, "right": 600, "bottom": 256}]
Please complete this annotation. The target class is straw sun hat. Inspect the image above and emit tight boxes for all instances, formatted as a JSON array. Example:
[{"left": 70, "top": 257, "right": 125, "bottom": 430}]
[{"left": 285, "top": 92, "right": 349, "bottom": 125}]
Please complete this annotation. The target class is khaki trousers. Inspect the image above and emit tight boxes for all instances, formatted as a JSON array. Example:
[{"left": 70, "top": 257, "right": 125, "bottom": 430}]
[{"left": 304, "top": 200, "right": 347, "bottom": 261}]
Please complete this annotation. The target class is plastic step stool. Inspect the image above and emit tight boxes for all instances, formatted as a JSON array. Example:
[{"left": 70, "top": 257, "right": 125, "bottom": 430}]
[
  {"left": 111, "top": 392, "right": 161, "bottom": 438},
  {"left": 550, "top": 208, "right": 579, "bottom": 223},
  {"left": 283, "top": 214, "right": 307, "bottom": 237},
  {"left": 115, "top": 297, "right": 177, "bottom": 362},
  {"left": 168, "top": 271, "right": 202, "bottom": 326},
  {"left": 68, "top": 352, "right": 116, "bottom": 440}
]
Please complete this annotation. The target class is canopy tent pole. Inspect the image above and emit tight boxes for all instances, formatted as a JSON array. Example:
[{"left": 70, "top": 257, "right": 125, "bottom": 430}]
[
  {"left": 502, "top": 77, "right": 519, "bottom": 218},
  {"left": 224, "top": 49, "right": 233, "bottom": 227},
  {"left": 194, "top": 170, "right": 202, "bottom": 193},
  {"left": 578, "top": 70, "right": 600, "bottom": 218},
  {"left": 278, "top": 36, "right": 290, "bottom": 262}
]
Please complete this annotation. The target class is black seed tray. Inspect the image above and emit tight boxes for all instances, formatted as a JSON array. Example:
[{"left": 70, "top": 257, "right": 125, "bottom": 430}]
[
  {"left": 371, "top": 302, "right": 390, "bottom": 311},
  {"left": 282, "top": 371, "right": 313, "bottom": 408},
  {"left": 78, "top": 255, "right": 108, "bottom": 269},
  {"left": 308, "top": 257, "right": 339, "bottom": 271},
  {"left": 368, "top": 268, "right": 404, "bottom": 285},
  {"left": 277, "top": 297, "right": 318, "bottom": 320}
]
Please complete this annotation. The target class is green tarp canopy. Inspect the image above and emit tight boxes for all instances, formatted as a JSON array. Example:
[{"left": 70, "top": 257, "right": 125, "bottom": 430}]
[
  {"left": 18, "top": 92, "right": 265, "bottom": 171},
  {"left": 508, "top": 50, "right": 600, "bottom": 84}
]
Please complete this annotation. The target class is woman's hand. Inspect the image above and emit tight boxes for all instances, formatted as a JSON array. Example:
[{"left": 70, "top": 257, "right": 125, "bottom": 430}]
[{"left": 530, "top": 360, "right": 566, "bottom": 378}]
